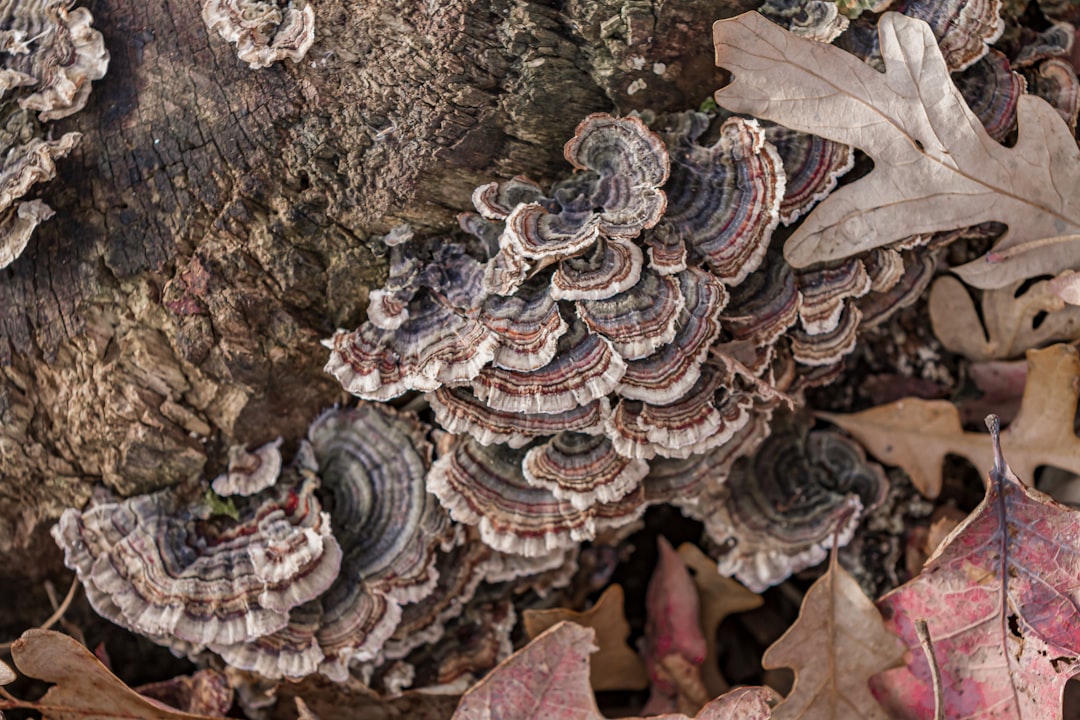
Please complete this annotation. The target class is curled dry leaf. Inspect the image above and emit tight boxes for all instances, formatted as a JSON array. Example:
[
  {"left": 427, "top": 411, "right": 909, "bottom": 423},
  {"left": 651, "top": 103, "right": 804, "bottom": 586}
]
[
  {"left": 713, "top": 12, "right": 1080, "bottom": 288},
  {"left": 7, "top": 629, "right": 224, "bottom": 720},
  {"left": 929, "top": 275, "right": 1080, "bottom": 361},
  {"left": 820, "top": 344, "right": 1080, "bottom": 497},
  {"left": 873, "top": 419, "right": 1080, "bottom": 719},
  {"left": 451, "top": 621, "right": 774, "bottom": 720},
  {"left": 522, "top": 584, "right": 648, "bottom": 692},
  {"left": 762, "top": 551, "right": 905, "bottom": 720},
  {"left": 677, "top": 543, "right": 764, "bottom": 696}
]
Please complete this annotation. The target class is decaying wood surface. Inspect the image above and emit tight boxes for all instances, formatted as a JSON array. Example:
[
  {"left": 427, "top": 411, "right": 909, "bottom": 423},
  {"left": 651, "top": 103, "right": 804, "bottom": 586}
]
[{"left": 0, "top": 0, "right": 751, "bottom": 578}]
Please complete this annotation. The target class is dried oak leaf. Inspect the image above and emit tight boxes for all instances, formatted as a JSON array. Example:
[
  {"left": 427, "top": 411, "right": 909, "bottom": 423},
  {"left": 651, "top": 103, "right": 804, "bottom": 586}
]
[
  {"left": 713, "top": 12, "right": 1080, "bottom": 288},
  {"left": 820, "top": 344, "right": 1080, "bottom": 498},
  {"left": 929, "top": 275, "right": 1080, "bottom": 361},
  {"left": 873, "top": 419, "right": 1080, "bottom": 719},
  {"left": 451, "top": 621, "right": 775, "bottom": 720},
  {"left": 8, "top": 629, "right": 224, "bottom": 720},
  {"left": 522, "top": 584, "right": 648, "bottom": 692},
  {"left": 762, "top": 551, "right": 905, "bottom": 720}
]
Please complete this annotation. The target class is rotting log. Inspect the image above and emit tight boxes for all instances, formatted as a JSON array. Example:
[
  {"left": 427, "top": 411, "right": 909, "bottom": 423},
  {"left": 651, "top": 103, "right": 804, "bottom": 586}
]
[{"left": 0, "top": 0, "right": 751, "bottom": 579}]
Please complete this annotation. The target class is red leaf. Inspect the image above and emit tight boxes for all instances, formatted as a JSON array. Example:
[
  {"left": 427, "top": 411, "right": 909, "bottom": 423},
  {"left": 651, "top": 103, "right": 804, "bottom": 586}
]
[{"left": 873, "top": 417, "right": 1080, "bottom": 719}]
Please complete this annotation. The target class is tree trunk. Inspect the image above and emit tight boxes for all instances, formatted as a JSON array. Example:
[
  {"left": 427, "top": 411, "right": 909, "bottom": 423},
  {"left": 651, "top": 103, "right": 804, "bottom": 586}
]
[{"left": 0, "top": 0, "right": 750, "bottom": 580}]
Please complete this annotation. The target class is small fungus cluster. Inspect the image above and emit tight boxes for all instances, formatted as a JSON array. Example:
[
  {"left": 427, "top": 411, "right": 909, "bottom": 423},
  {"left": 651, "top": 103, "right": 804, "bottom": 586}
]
[
  {"left": 202, "top": 0, "right": 315, "bottom": 69},
  {"left": 0, "top": 0, "right": 108, "bottom": 268}
]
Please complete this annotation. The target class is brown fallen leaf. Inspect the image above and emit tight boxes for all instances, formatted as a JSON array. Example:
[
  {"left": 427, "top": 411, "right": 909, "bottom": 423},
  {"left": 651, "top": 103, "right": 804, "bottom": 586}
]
[
  {"left": 451, "top": 621, "right": 775, "bottom": 720},
  {"left": 820, "top": 344, "right": 1080, "bottom": 497},
  {"left": 5, "top": 629, "right": 223, "bottom": 720},
  {"left": 873, "top": 418, "right": 1080, "bottom": 719},
  {"left": 713, "top": 12, "right": 1080, "bottom": 288},
  {"left": 677, "top": 543, "right": 764, "bottom": 696},
  {"left": 762, "top": 550, "right": 905, "bottom": 720},
  {"left": 522, "top": 584, "right": 649, "bottom": 692},
  {"left": 929, "top": 275, "right": 1080, "bottom": 361}
]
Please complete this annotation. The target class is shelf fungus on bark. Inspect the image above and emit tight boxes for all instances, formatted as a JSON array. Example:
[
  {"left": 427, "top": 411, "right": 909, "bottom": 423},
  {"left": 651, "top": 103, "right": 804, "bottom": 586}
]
[
  {"left": 615, "top": 268, "right": 728, "bottom": 405},
  {"left": 703, "top": 418, "right": 889, "bottom": 592},
  {"left": 763, "top": 124, "right": 854, "bottom": 225},
  {"left": 550, "top": 235, "right": 644, "bottom": 301},
  {"left": 428, "top": 385, "right": 609, "bottom": 449},
  {"left": 211, "top": 437, "right": 284, "bottom": 496},
  {"left": 757, "top": 0, "right": 850, "bottom": 42},
  {"left": 427, "top": 436, "right": 648, "bottom": 557},
  {"left": 52, "top": 471, "right": 342, "bottom": 653},
  {"left": 202, "top": 0, "right": 315, "bottom": 69},
  {"left": 954, "top": 50, "right": 1022, "bottom": 142},
  {"left": 576, "top": 268, "right": 686, "bottom": 361},
  {"left": 795, "top": 258, "right": 872, "bottom": 336},
  {"left": 522, "top": 432, "right": 649, "bottom": 510},
  {"left": 657, "top": 112, "right": 785, "bottom": 286},
  {"left": 3, "top": 2, "right": 109, "bottom": 121}
]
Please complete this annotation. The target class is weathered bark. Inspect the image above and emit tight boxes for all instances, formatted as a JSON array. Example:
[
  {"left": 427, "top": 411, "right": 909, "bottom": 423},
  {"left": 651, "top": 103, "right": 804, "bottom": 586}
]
[{"left": 0, "top": 0, "right": 752, "bottom": 570}]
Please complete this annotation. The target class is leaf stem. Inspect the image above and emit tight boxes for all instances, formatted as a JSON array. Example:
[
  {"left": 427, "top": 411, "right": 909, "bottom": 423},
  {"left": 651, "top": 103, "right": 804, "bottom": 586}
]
[{"left": 915, "top": 619, "right": 944, "bottom": 720}]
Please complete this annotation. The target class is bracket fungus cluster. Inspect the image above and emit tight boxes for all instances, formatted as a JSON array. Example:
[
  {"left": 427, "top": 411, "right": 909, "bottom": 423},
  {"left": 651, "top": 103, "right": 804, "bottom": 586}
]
[
  {"left": 325, "top": 111, "right": 914, "bottom": 569},
  {"left": 0, "top": 0, "right": 108, "bottom": 269},
  {"left": 54, "top": 404, "right": 589, "bottom": 686},
  {"left": 699, "top": 414, "right": 889, "bottom": 592},
  {"left": 202, "top": 0, "right": 316, "bottom": 69}
]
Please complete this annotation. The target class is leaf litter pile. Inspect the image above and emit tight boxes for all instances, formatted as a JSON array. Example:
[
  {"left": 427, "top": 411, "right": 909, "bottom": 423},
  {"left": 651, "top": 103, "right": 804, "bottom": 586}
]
[{"left": 6, "top": 1, "right": 1080, "bottom": 719}]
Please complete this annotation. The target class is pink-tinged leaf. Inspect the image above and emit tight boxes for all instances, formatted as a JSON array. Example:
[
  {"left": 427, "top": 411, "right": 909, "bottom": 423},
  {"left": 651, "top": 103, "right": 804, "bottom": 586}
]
[
  {"left": 644, "top": 536, "right": 710, "bottom": 712},
  {"left": 647, "top": 536, "right": 708, "bottom": 667},
  {"left": 453, "top": 622, "right": 602, "bottom": 720},
  {"left": 452, "top": 621, "right": 774, "bottom": 720},
  {"left": 873, "top": 417, "right": 1080, "bottom": 719}
]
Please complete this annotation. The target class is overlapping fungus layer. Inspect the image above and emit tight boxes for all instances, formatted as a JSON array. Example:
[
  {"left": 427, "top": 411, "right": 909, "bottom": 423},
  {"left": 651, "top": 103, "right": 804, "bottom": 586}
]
[{"left": 327, "top": 112, "right": 906, "bottom": 557}]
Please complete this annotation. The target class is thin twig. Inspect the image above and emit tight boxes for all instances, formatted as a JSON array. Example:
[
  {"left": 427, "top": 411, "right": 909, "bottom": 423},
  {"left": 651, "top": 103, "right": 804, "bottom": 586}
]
[
  {"left": 915, "top": 619, "right": 944, "bottom": 720},
  {"left": 0, "top": 577, "right": 80, "bottom": 653}
]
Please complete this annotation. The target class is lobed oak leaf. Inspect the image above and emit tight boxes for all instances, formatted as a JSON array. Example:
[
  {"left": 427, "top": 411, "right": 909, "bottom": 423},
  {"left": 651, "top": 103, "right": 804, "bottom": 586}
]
[
  {"left": 820, "top": 344, "right": 1080, "bottom": 497},
  {"left": 929, "top": 275, "right": 1080, "bottom": 361},
  {"left": 8, "top": 629, "right": 224, "bottom": 720},
  {"left": 873, "top": 418, "right": 1080, "bottom": 719},
  {"left": 762, "top": 550, "right": 905, "bottom": 720},
  {"left": 522, "top": 584, "right": 649, "bottom": 692},
  {"left": 451, "top": 621, "right": 775, "bottom": 720},
  {"left": 713, "top": 12, "right": 1080, "bottom": 288}
]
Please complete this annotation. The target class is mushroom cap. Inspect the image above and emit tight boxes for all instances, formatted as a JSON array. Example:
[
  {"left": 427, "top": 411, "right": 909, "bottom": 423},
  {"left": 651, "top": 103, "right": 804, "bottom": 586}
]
[
  {"left": 954, "top": 50, "right": 1022, "bottom": 142},
  {"left": 1031, "top": 58, "right": 1080, "bottom": 133},
  {"left": 763, "top": 124, "right": 854, "bottom": 225},
  {"left": 429, "top": 386, "right": 610, "bottom": 449},
  {"left": 52, "top": 473, "right": 342, "bottom": 650},
  {"left": 471, "top": 316, "right": 626, "bottom": 415},
  {"left": 903, "top": 0, "right": 1004, "bottom": 71},
  {"left": 212, "top": 438, "right": 284, "bottom": 497},
  {"left": 522, "top": 432, "right": 649, "bottom": 510},
  {"left": 607, "top": 361, "right": 754, "bottom": 460},
  {"left": 427, "top": 437, "right": 647, "bottom": 557},
  {"left": 795, "top": 258, "right": 872, "bottom": 335},
  {"left": 550, "top": 236, "right": 644, "bottom": 301},
  {"left": 615, "top": 268, "right": 728, "bottom": 405},
  {"left": 325, "top": 294, "right": 499, "bottom": 401},
  {"left": 577, "top": 268, "right": 686, "bottom": 361},
  {"left": 791, "top": 303, "right": 863, "bottom": 367},
  {"left": 758, "top": 0, "right": 849, "bottom": 42},
  {"left": 562, "top": 113, "right": 670, "bottom": 237},
  {"left": 471, "top": 176, "right": 545, "bottom": 220},
  {"left": 858, "top": 251, "right": 937, "bottom": 329},
  {"left": 11, "top": 5, "right": 109, "bottom": 121},
  {"left": 642, "top": 221, "right": 688, "bottom": 276},
  {"left": 705, "top": 420, "right": 889, "bottom": 592},
  {"left": 202, "top": 0, "right": 315, "bottom": 69},
  {"left": 480, "top": 274, "right": 567, "bottom": 371},
  {"left": 659, "top": 113, "right": 784, "bottom": 286}
]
